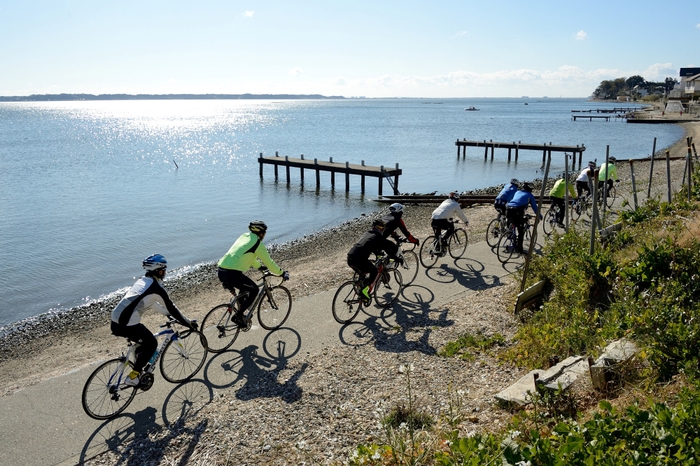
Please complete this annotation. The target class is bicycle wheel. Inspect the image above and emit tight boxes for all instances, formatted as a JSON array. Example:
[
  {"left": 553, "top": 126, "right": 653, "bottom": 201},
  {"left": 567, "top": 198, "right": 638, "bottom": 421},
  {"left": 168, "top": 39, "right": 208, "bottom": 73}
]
[
  {"left": 82, "top": 358, "right": 137, "bottom": 420},
  {"left": 448, "top": 228, "right": 468, "bottom": 259},
  {"left": 332, "top": 281, "right": 363, "bottom": 324},
  {"left": 201, "top": 303, "right": 240, "bottom": 353},
  {"left": 496, "top": 231, "right": 516, "bottom": 264},
  {"left": 419, "top": 235, "right": 439, "bottom": 269},
  {"left": 257, "top": 285, "right": 292, "bottom": 330},
  {"left": 604, "top": 185, "right": 616, "bottom": 208},
  {"left": 486, "top": 218, "right": 504, "bottom": 247},
  {"left": 399, "top": 249, "right": 419, "bottom": 286},
  {"left": 543, "top": 206, "right": 556, "bottom": 236},
  {"left": 374, "top": 268, "right": 403, "bottom": 308},
  {"left": 160, "top": 330, "right": 208, "bottom": 384},
  {"left": 571, "top": 199, "right": 582, "bottom": 221}
]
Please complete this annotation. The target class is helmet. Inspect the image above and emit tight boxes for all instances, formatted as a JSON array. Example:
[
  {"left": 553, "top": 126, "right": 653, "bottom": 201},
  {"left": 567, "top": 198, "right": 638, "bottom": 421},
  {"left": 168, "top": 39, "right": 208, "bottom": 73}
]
[
  {"left": 523, "top": 182, "right": 533, "bottom": 192},
  {"left": 143, "top": 254, "right": 167, "bottom": 271},
  {"left": 249, "top": 220, "right": 268, "bottom": 234},
  {"left": 609, "top": 156, "right": 617, "bottom": 163},
  {"left": 449, "top": 191, "right": 460, "bottom": 201},
  {"left": 372, "top": 218, "right": 386, "bottom": 230},
  {"left": 510, "top": 178, "right": 520, "bottom": 186},
  {"left": 588, "top": 161, "right": 596, "bottom": 168},
  {"left": 389, "top": 203, "right": 404, "bottom": 213}
]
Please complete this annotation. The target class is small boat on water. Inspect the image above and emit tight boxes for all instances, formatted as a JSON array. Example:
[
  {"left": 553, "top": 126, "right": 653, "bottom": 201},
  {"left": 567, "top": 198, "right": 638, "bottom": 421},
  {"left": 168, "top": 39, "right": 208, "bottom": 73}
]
[{"left": 464, "top": 106, "right": 479, "bottom": 111}]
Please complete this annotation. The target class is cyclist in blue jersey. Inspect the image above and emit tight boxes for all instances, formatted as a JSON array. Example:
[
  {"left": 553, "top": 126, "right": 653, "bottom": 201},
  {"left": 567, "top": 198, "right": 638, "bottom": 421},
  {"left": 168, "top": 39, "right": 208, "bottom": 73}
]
[
  {"left": 494, "top": 178, "right": 520, "bottom": 215},
  {"left": 505, "top": 183, "right": 540, "bottom": 254},
  {"left": 111, "top": 254, "right": 198, "bottom": 387}
]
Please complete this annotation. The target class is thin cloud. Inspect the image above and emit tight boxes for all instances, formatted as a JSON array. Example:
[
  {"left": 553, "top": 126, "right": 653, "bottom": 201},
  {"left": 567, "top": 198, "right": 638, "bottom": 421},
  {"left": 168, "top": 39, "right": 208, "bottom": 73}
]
[
  {"left": 243, "top": 11, "right": 254, "bottom": 17},
  {"left": 455, "top": 31, "right": 468, "bottom": 37},
  {"left": 289, "top": 67, "right": 303, "bottom": 76},
  {"left": 575, "top": 30, "right": 587, "bottom": 40}
]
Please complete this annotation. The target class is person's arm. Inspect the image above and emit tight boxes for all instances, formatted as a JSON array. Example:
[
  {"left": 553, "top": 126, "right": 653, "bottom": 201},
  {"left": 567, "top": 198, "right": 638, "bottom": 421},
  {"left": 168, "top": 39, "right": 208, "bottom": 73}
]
[
  {"left": 611, "top": 165, "right": 619, "bottom": 181},
  {"left": 451, "top": 203, "right": 469, "bottom": 224},
  {"left": 147, "top": 281, "right": 192, "bottom": 327},
  {"left": 529, "top": 194, "right": 539, "bottom": 214},
  {"left": 255, "top": 243, "right": 284, "bottom": 276}
]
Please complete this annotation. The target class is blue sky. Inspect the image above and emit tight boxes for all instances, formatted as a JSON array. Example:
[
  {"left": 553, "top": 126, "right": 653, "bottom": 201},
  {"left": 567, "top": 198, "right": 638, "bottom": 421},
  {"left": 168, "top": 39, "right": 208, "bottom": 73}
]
[{"left": 0, "top": 0, "right": 697, "bottom": 98}]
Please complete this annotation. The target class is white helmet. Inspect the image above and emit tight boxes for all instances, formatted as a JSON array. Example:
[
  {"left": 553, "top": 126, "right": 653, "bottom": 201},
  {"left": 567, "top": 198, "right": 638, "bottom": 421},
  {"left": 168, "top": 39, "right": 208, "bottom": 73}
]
[{"left": 389, "top": 203, "right": 404, "bottom": 213}]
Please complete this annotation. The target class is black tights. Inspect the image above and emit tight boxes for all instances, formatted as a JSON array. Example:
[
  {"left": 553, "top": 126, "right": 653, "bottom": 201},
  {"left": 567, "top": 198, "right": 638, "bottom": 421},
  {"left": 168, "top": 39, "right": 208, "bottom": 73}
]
[{"left": 111, "top": 322, "right": 157, "bottom": 373}]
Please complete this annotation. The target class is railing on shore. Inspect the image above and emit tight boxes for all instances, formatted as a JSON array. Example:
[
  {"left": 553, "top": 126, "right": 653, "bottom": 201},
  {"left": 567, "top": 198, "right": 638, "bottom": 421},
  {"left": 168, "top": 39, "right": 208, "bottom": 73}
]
[
  {"left": 258, "top": 152, "right": 402, "bottom": 195},
  {"left": 454, "top": 139, "right": 586, "bottom": 170}
]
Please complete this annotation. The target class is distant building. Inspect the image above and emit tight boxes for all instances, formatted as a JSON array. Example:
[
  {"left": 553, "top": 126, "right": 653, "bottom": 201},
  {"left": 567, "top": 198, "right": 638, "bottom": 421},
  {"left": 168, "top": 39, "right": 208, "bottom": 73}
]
[{"left": 679, "top": 67, "right": 700, "bottom": 100}]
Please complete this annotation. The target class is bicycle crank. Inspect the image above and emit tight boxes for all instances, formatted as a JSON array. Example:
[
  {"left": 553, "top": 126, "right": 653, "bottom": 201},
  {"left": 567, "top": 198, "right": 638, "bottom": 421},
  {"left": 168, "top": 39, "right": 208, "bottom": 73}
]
[{"left": 139, "top": 372, "right": 155, "bottom": 391}]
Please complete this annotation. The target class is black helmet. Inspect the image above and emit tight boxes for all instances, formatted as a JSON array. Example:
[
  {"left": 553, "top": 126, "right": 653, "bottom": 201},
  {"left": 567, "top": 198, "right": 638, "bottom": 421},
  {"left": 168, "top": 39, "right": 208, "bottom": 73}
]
[
  {"left": 523, "top": 182, "right": 533, "bottom": 192},
  {"left": 609, "top": 156, "right": 617, "bottom": 163},
  {"left": 249, "top": 220, "right": 268, "bottom": 234}
]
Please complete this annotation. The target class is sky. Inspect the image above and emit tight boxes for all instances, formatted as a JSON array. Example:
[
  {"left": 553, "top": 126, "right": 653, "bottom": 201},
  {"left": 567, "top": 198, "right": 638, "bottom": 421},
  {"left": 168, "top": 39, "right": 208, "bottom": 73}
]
[{"left": 0, "top": 1, "right": 697, "bottom": 98}]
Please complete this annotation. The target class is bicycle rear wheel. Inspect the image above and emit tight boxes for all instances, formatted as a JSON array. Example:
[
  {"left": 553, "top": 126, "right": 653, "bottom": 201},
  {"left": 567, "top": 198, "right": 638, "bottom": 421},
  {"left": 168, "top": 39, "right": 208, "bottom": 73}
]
[
  {"left": 399, "top": 249, "right": 419, "bottom": 286},
  {"left": 374, "top": 268, "right": 403, "bottom": 308},
  {"left": 257, "top": 285, "right": 292, "bottom": 330},
  {"left": 486, "top": 218, "right": 504, "bottom": 248},
  {"left": 201, "top": 303, "right": 240, "bottom": 353},
  {"left": 332, "top": 281, "right": 363, "bottom": 324},
  {"left": 448, "top": 228, "right": 468, "bottom": 259},
  {"left": 543, "top": 206, "right": 556, "bottom": 236},
  {"left": 160, "top": 330, "right": 208, "bottom": 384},
  {"left": 496, "top": 231, "right": 516, "bottom": 264},
  {"left": 419, "top": 235, "right": 439, "bottom": 269},
  {"left": 82, "top": 358, "right": 137, "bottom": 420}
]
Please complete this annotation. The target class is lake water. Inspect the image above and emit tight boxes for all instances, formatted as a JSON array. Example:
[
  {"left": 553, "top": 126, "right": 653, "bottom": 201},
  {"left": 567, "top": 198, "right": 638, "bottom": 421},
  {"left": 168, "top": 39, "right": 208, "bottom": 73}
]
[{"left": 0, "top": 98, "right": 683, "bottom": 328}]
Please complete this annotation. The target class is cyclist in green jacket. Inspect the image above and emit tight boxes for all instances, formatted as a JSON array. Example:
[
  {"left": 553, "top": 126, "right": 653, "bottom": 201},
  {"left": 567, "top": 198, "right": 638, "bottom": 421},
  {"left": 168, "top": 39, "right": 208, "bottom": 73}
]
[
  {"left": 218, "top": 220, "right": 289, "bottom": 327},
  {"left": 549, "top": 178, "right": 576, "bottom": 226},
  {"left": 598, "top": 156, "right": 619, "bottom": 195}
]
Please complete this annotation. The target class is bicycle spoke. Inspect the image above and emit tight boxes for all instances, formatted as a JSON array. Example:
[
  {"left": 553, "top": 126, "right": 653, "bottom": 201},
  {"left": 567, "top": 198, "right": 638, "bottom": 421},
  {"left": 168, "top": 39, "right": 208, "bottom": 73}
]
[
  {"left": 258, "top": 286, "right": 292, "bottom": 330},
  {"left": 82, "top": 358, "right": 137, "bottom": 420},
  {"left": 201, "top": 303, "right": 239, "bottom": 353}
]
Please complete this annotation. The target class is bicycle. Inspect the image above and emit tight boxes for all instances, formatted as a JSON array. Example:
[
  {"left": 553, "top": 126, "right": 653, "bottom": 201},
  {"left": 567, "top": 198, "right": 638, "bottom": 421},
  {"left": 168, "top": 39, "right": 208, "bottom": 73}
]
[
  {"left": 387, "top": 237, "right": 419, "bottom": 286},
  {"left": 201, "top": 267, "right": 292, "bottom": 353},
  {"left": 332, "top": 254, "right": 403, "bottom": 324},
  {"left": 496, "top": 214, "right": 536, "bottom": 264},
  {"left": 81, "top": 318, "right": 207, "bottom": 420},
  {"left": 542, "top": 203, "right": 566, "bottom": 235},
  {"left": 419, "top": 219, "right": 468, "bottom": 269},
  {"left": 597, "top": 181, "right": 617, "bottom": 209},
  {"left": 485, "top": 211, "right": 508, "bottom": 248}
]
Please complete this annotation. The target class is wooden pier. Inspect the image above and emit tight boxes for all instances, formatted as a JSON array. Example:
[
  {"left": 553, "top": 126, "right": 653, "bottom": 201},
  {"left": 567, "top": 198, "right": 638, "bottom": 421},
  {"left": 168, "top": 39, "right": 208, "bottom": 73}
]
[
  {"left": 258, "top": 152, "right": 402, "bottom": 195},
  {"left": 572, "top": 115, "right": 617, "bottom": 121},
  {"left": 454, "top": 139, "right": 586, "bottom": 170},
  {"left": 571, "top": 107, "right": 642, "bottom": 114}
]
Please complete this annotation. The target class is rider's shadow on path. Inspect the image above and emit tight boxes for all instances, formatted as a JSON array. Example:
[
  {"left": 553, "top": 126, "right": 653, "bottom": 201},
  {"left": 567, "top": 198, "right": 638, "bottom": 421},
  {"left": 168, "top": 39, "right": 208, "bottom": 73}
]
[{"left": 204, "top": 340, "right": 307, "bottom": 404}]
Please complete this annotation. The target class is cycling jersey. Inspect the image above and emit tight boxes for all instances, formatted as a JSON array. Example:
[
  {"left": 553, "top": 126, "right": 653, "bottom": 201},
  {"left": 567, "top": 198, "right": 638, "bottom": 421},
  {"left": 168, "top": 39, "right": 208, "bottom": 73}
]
[
  {"left": 218, "top": 231, "right": 283, "bottom": 275},
  {"left": 506, "top": 190, "right": 539, "bottom": 214},
  {"left": 598, "top": 163, "right": 618, "bottom": 182},
  {"left": 111, "top": 276, "right": 190, "bottom": 327},
  {"left": 495, "top": 183, "right": 519, "bottom": 206},
  {"left": 348, "top": 229, "right": 399, "bottom": 261},
  {"left": 431, "top": 199, "right": 468, "bottom": 223},
  {"left": 549, "top": 179, "right": 576, "bottom": 199},
  {"left": 576, "top": 167, "right": 594, "bottom": 183},
  {"left": 381, "top": 212, "right": 412, "bottom": 240}
]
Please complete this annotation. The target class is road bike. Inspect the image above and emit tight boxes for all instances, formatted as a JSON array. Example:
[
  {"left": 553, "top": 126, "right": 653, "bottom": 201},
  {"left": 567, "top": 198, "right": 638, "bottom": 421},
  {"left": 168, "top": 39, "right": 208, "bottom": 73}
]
[
  {"left": 81, "top": 318, "right": 207, "bottom": 420},
  {"left": 201, "top": 267, "right": 292, "bottom": 353},
  {"left": 419, "top": 219, "right": 468, "bottom": 269},
  {"left": 332, "top": 254, "right": 403, "bottom": 324},
  {"left": 485, "top": 211, "right": 508, "bottom": 248},
  {"left": 542, "top": 203, "right": 566, "bottom": 235},
  {"left": 496, "top": 214, "right": 536, "bottom": 264},
  {"left": 387, "top": 237, "right": 419, "bottom": 286},
  {"left": 597, "top": 181, "right": 617, "bottom": 208}
]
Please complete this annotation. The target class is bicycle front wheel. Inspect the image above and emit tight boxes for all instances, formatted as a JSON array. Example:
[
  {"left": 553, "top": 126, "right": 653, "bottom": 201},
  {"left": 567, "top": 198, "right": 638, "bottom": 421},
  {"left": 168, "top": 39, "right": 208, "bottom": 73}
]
[
  {"left": 448, "top": 228, "right": 468, "bottom": 259},
  {"left": 201, "top": 303, "right": 240, "bottom": 353},
  {"left": 496, "top": 232, "right": 516, "bottom": 264},
  {"left": 400, "top": 249, "right": 419, "bottom": 286},
  {"left": 604, "top": 185, "right": 616, "bottom": 208},
  {"left": 419, "top": 235, "right": 439, "bottom": 269},
  {"left": 160, "top": 330, "right": 208, "bottom": 384},
  {"left": 374, "top": 269, "right": 403, "bottom": 308},
  {"left": 486, "top": 218, "right": 504, "bottom": 247},
  {"left": 332, "top": 281, "right": 363, "bottom": 324},
  {"left": 258, "top": 285, "right": 292, "bottom": 330},
  {"left": 543, "top": 206, "right": 556, "bottom": 236},
  {"left": 82, "top": 358, "right": 137, "bottom": 420}
]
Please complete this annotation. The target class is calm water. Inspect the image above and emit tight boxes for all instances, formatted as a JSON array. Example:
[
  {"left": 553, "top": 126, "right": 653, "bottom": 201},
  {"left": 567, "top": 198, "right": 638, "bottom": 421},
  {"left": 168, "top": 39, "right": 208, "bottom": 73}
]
[{"left": 0, "top": 98, "right": 683, "bottom": 328}]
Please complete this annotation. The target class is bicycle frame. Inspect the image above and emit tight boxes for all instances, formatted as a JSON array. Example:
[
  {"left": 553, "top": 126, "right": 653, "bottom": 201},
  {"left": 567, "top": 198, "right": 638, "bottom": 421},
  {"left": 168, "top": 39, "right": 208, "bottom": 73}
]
[{"left": 228, "top": 273, "right": 274, "bottom": 320}]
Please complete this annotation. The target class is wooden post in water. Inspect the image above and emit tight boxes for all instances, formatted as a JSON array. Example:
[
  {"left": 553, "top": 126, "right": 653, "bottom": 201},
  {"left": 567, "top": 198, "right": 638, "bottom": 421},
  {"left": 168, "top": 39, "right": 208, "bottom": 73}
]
[
  {"left": 361, "top": 160, "right": 366, "bottom": 193},
  {"left": 456, "top": 139, "right": 460, "bottom": 157},
  {"left": 647, "top": 137, "right": 657, "bottom": 197},
  {"left": 285, "top": 156, "right": 290, "bottom": 184},
  {"left": 329, "top": 157, "right": 335, "bottom": 190},
  {"left": 345, "top": 162, "right": 350, "bottom": 192},
  {"left": 508, "top": 145, "right": 512, "bottom": 162},
  {"left": 394, "top": 163, "right": 400, "bottom": 193},
  {"left": 490, "top": 140, "right": 495, "bottom": 160},
  {"left": 516, "top": 142, "right": 520, "bottom": 162},
  {"left": 315, "top": 158, "right": 320, "bottom": 189},
  {"left": 259, "top": 153, "right": 264, "bottom": 178},
  {"left": 378, "top": 166, "right": 384, "bottom": 196},
  {"left": 300, "top": 154, "right": 305, "bottom": 184},
  {"left": 483, "top": 140, "right": 488, "bottom": 160},
  {"left": 274, "top": 151, "right": 279, "bottom": 180}
]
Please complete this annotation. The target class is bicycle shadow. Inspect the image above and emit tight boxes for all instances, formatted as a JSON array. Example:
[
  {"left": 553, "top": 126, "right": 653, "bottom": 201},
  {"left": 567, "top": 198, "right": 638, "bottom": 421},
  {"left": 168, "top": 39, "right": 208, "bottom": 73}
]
[{"left": 202, "top": 329, "right": 306, "bottom": 403}]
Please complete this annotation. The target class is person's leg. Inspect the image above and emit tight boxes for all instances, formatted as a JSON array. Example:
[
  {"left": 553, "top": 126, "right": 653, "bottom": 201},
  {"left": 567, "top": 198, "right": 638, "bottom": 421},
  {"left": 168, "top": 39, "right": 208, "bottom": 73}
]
[
  {"left": 553, "top": 197, "right": 565, "bottom": 223},
  {"left": 111, "top": 322, "right": 157, "bottom": 374},
  {"left": 516, "top": 217, "right": 526, "bottom": 252},
  {"left": 218, "top": 268, "right": 257, "bottom": 322}
]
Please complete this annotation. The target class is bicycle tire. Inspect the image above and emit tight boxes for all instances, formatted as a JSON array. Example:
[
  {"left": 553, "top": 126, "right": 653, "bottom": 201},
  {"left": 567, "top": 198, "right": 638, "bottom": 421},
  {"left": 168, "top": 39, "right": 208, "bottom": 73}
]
[
  {"left": 571, "top": 199, "right": 582, "bottom": 221},
  {"left": 201, "top": 303, "right": 240, "bottom": 353},
  {"left": 82, "top": 358, "right": 137, "bottom": 420},
  {"left": 496, "top": 231, "right": 516, "bottom": 264},
  {"left": 419, "top": 235, "right": 439, "bottom": 269},
  {"left": 399, "top": 249, "right": 419, "bottom": 286},
  {"left": 257, "top": 285, "right": 292, "bottom": 330},
  {"left": 374, "top": 268, "right": 403, "bottom": 308},
  {"left": 603, "top": 185, "right": 616, "bottom": 208},
  {"left": 543, "top": 206, "right": 556, "bottom": 236},
  {"left": 485, "top": 218, "right": 504, "bottom": 248},
  {"left": 448, "top": 228, "right": 468, "bottom": 259},
  {"left": 332, "top": 280, "right": 363, "bottom": 324},
  {"left": 160, "top": 330, "right": 208, "bottom": 384}
]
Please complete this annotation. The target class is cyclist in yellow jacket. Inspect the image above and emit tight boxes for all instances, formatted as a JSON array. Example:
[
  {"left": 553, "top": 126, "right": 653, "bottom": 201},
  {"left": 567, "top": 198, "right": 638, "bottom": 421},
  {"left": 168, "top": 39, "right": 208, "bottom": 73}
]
[
  {"left": 218, "top": 220, "right": 289, "bottom": 327},
  {"left": 549, "top": 178, "right": 576, "bottom": 226}
]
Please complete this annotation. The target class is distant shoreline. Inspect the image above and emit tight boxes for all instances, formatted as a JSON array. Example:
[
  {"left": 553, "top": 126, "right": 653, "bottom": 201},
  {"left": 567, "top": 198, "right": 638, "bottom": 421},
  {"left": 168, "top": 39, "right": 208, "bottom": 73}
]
[{"left": 0, "top": 93, "right": 347, "bottom": 102}]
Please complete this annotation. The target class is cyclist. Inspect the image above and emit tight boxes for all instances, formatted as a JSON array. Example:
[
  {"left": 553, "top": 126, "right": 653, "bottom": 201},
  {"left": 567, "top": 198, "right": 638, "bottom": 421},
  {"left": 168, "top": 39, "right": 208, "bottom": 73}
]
[
  {"left": 598, "top": 156, "right": 619, "bottom": 194},
  {"left": 218, "top": 220, "right": 289, "bottom": 328},
  {"left": 548, "top": 177, "right": 576, "bottom": 227},
  {"left": 575, "top": 161, "right": 597, "bottom": 198},
  {"left": 347, "top": 218, "right": 401, "bottom": 301},
  {"left": 494, "top": 178, "right": 520, "bottom": 216},
  {"left": 111, "top": 254, "right": 198, "bottom": 387},
  {"left": 505, "top": 182, "right": 540, "bottom": 254},
  {"left": 381, "top": 203, "right": 420, "bottom": 246},
  {"left": 431, "top": 192, "right": 469, "bottom": 251}
]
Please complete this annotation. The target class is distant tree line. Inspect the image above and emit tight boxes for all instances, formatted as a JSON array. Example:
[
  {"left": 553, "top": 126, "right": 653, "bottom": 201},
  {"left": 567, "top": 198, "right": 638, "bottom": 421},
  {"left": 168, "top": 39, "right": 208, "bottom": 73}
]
[
  {"left": 0, "top": 93, "right": 346, "bottom": 102},
  {"left": 592, "top": 75, "right": 678, "bottom": 100}
]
